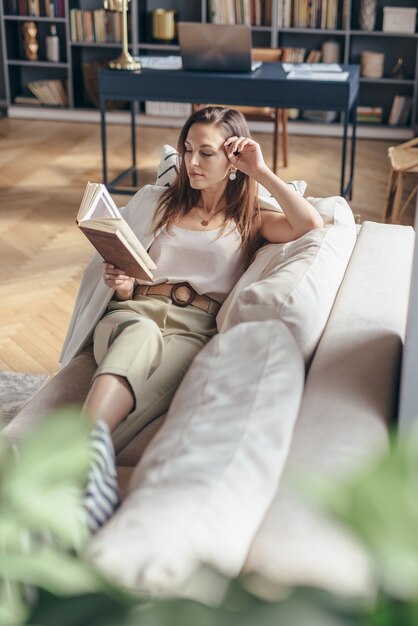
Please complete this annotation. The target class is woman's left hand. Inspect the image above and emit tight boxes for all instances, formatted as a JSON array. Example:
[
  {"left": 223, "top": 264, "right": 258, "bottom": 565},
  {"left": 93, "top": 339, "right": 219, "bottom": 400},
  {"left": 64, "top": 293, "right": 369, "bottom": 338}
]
[{"left": 224, "top": 136, "right": 268, "bottom": 179}]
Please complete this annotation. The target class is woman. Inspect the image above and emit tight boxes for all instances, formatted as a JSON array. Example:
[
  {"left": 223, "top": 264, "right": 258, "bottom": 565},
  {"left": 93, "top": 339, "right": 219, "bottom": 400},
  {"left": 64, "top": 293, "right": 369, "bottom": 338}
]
[{"left": 84, "top": 106, "right": 323, "bottom": 532}]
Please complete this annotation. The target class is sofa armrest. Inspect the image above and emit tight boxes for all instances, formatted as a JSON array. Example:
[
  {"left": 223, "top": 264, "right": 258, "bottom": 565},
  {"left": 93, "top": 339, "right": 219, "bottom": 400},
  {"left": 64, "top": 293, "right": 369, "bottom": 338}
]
[
  {"left": 244, "top": 221, "right": 415, "bottom": 596},
  {"left": 2, "top": 347, "right": 96, "bottom": 445}
]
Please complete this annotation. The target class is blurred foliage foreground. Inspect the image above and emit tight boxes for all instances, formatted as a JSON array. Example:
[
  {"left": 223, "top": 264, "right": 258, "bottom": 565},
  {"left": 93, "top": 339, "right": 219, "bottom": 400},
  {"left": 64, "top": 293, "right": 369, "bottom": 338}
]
[{"left": 1, "top": 409, "right": 418, "bottom": 626}]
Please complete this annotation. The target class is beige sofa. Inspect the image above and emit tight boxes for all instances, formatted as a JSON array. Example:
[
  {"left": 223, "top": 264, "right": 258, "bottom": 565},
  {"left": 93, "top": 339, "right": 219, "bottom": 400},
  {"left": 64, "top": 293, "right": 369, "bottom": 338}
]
[{"left": 4, "top": 193, "right": 414, "bottom": 602}]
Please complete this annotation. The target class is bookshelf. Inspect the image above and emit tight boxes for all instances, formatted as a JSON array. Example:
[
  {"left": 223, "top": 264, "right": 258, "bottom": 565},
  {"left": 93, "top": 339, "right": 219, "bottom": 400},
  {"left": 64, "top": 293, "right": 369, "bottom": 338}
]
[
  {"left": 0, "top": 9, "right": 6, "bottom": 108},
  {"left": 0, "top": 0, "right": 417, "bottom": 138}
]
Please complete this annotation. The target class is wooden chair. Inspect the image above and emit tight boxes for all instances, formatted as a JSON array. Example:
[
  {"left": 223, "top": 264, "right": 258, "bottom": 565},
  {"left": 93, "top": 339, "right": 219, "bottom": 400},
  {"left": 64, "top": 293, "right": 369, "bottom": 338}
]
[
  {"left": 192, "top": 48, "right": 289, "bottom": 173},
  {"left": 383, "top": 136, "right": 418, "bottom": 224}
]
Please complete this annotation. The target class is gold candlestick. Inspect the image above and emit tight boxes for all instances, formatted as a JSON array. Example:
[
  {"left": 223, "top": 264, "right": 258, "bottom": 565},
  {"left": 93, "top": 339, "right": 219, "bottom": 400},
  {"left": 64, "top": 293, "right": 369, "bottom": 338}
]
[{"left": 109, "top": 0, "right": 141, "bottom": 71}]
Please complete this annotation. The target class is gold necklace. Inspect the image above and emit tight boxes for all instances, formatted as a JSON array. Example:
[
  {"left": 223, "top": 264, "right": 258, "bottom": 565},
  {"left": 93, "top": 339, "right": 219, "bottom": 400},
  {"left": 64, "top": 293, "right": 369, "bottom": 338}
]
[{"left": 194, "top": 206, "right": 223, "bottom": 227}]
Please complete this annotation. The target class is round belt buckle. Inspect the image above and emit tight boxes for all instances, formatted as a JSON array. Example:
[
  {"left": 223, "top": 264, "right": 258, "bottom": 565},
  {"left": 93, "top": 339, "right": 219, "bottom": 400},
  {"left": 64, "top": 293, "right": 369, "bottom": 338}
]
[{"left": 170, "top": 282, "right": 196, "bottom": 307}]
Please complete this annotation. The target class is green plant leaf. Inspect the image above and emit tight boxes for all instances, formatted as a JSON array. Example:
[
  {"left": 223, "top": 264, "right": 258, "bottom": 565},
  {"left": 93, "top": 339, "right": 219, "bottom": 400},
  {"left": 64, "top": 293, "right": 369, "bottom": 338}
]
[
  {"left": 2, "top": 408, "right": 90, "bottom": 488},
  {"left": 129, "top": 585, "right": 361, "bottom": 626},
  {"left": 30, "top": 590, "right": 135, "bottom": 626},
  {"left": 0, "top": 547, "right": 108, "bottom": 596},
  {"left": 0, "top": 579, "right": 28, "bottom": 626},
  {"left": 2, "top": 486, "right": 88, "bottom": 549},
  {"left": 0, "top": 409, "right": 90, "bottom": 548}
]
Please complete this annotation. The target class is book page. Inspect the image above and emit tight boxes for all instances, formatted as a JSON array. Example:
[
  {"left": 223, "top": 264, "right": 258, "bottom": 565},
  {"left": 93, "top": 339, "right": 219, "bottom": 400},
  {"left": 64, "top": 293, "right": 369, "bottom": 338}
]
[
  {"left": 79, "top": 218, "right": 122, "bottom": 233},
  {"left": 77, "top": 182, "right": 121, "bottom": 221},
  {"left": 77, "top": 182, "right": 98, "bottom": 219},
  {"left": 89, "top": 193, "right": 120, "bottom": 220},
  {"left": 99, "top": 185, "right": 121, "bottom": 219}
]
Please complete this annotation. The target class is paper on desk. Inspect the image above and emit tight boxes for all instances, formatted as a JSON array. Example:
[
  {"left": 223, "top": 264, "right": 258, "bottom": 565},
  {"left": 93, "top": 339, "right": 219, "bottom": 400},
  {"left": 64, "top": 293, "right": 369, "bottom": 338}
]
[
  {"left": 286, "top": 70, "right": 349, "bottom": 81},
  {"left": 133, "top": 56, "right": 183, "bottom": 70},
  {"left": 283, "top": 63, "right": 343, "bottom": 73}
]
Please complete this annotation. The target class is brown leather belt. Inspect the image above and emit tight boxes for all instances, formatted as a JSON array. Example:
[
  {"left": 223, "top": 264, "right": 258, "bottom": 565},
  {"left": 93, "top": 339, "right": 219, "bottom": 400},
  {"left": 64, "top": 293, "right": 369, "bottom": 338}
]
[{"left": 135, "top": 282, "right": 221, "bottom": 316}]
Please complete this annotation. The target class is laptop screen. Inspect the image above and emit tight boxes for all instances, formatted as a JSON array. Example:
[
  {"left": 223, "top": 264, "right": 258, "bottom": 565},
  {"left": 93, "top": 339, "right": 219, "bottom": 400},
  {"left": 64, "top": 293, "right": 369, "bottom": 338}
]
[{"left": 178, "top": 22, "right": 261, "bottom": 73}]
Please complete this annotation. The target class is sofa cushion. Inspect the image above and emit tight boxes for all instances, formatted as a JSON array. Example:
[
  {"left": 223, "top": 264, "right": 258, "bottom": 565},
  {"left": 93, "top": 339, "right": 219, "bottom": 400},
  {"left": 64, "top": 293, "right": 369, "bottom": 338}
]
[
  {"left": 155, "top": 145, "right": 180, "bottom": 186},
  {"left": 217, "top": 196, "right": 357, "bottom": 363},
  {"left": 88, "top": 319, "right": 305, "bottom": 600},
  {"left": 243, "top": 221, "right": 415, "bottom": 596}
]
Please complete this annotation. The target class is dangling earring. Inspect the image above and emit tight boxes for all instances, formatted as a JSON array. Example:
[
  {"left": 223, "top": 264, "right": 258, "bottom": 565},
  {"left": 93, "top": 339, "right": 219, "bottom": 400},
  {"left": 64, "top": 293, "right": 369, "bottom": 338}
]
[{"left": 229, "top": 166, "right": 237, "bottom": 181}]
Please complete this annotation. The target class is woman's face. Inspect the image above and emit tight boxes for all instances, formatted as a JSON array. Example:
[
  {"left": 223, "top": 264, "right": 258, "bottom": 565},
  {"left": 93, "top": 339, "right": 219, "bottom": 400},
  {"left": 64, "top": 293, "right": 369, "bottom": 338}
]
[{"left": 183, "top": 123, "right": 231, "bottom": 191}]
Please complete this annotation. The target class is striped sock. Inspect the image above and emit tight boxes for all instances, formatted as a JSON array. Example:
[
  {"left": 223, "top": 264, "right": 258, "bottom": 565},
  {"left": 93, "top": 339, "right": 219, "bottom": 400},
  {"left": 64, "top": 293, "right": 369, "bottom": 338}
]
[{"left": 85, "top": 420, "right": 119, "bottom": 534}]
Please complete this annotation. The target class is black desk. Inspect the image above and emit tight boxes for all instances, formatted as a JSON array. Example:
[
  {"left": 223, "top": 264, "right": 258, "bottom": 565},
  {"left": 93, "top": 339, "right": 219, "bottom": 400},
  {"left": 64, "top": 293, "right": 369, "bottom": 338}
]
[{"left": 99, "top": 63, "right": 359, "bottom": 198}]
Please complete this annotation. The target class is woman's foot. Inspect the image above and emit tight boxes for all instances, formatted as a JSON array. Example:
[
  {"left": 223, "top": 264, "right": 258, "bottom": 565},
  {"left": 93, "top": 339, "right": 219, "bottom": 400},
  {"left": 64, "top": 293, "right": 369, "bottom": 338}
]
[{"left": 85, "top": 420, "right": 119, "bottom": 533}]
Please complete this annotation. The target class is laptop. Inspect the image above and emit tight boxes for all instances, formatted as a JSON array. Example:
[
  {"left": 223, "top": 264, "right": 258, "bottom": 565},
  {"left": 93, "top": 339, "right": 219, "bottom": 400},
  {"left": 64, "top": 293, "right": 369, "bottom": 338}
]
[{"left": 178, "top": 22, "right": 262, "bottom": 73}]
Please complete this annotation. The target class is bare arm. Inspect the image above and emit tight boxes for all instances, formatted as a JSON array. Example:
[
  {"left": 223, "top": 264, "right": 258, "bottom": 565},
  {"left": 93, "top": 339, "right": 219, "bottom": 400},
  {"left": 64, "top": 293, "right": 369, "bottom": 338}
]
[{"left": 224, "top": 136, "right": 324, "bottom": 243}]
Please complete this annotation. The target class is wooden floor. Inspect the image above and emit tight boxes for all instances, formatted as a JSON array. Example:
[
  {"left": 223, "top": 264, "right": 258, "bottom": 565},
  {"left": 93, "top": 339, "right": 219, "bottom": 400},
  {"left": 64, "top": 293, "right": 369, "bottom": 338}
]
[{"left": 0, "top": 117, "right": 414, "bottom": 374}]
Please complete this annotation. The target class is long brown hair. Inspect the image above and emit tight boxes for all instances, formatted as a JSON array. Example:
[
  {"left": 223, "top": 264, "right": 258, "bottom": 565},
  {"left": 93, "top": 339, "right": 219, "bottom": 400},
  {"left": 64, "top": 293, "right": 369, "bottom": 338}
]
[{"left": 152, "top": 106, "right": 261, "bottom": 268}]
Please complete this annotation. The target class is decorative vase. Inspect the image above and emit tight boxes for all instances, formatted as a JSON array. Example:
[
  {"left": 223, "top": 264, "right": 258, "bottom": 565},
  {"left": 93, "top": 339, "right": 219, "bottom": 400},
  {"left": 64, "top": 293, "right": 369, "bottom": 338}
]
[
  {"left": 359, "top": 0, "right": 377, "bottom": 31},
  {"left": 360, "top": 51, "right": 385, "bottom": 78},
  {"left": 322, "top": 40, "right": 340, "bottom": 64},
  {"left": 22, "top": 21, "right": 39, "bottom": 61},
  {"left": 152, "top": 9, "right": 177, "bottom": 42}
]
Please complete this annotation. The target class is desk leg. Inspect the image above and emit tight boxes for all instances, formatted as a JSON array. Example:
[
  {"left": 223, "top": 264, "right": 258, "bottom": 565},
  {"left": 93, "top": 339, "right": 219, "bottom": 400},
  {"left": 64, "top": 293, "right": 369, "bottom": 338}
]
[
  {"left": 340, "top": 105, "right": 348, "bottom": 198},
  {"left": 130, "top": 101, "right": 137, "bottom": 187},
  {"left": 348, "top": 95, "right": 358, "bottom": 201},
  {"left": 100, "top": 96, "right": 107, "bottom": 186}
]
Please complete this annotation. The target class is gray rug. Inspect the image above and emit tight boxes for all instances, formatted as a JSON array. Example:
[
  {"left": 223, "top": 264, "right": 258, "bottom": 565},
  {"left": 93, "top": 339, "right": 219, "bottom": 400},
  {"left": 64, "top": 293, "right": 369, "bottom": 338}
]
[{"left": 0, "top": 372, "right": 48, "bottom": 423}]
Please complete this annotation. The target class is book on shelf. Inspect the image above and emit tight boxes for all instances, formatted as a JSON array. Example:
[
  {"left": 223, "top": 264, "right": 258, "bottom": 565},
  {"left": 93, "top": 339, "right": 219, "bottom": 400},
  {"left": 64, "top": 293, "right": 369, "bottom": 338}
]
[
  {"left": 280, "top": 0, "right": 342, "bottom": 28},
  {"left": 77, "top": 182, "right": 156, "bottom": 281},
  {"left": 14, "top": 94, "right": 41, "bottom": 106},
  {"left": 208, "top": 0, "right": 271, "bottom": 26},
  {"left": 145, "top": 101, "right": 192, "bottom": 117},
  {"left": 278, "top": 0, "right": 292, "bottom": 27},
  {"left": 27, "top": 80, "right": 68, "bottom": 106},
  {"left": 388, "top": 96, "right": 412, "bottom": 126},
  {"left": 28, "top": 0, "right": 40, "bottom": 17},
  {"left": 6, "top": 0, "right": 63, "bottom": 16},
  {"left": 7, "top": 0, "right": 18, "bottom": 15},
  {"left": 356, "top": 106, "right": 383, "bottom": 124},
  {"left": 305, "top": 50, "right": 322, "bottom": 63},
  {"left": 282, "top": 48, "right": 333, "bottom": 64},
  {"left": 70, "top": 8, "right": 122, "bottom": 43},
  {"left": 281, "top": 48, "right": 306, "bottom": 63}
]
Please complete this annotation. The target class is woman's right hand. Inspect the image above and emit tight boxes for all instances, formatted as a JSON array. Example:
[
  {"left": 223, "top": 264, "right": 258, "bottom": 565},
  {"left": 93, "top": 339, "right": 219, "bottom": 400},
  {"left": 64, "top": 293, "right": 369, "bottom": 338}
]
[
  {"left": 224, "top": 136, "right": 268, "bottom": 179},
  {"left": 103, "top": 262, "right": 135, "bottom": 300}
]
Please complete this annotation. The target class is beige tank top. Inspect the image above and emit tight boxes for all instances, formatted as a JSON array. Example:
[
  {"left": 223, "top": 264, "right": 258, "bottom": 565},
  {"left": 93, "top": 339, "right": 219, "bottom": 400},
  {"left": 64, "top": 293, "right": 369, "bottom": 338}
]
[{"left": 138, "top": 221, "right": 244, "bottom": 303}]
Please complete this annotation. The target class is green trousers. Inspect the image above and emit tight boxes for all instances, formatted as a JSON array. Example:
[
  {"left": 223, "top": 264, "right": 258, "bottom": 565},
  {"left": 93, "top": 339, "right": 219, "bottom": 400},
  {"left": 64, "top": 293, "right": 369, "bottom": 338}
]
[{"left": 93, "top": 294, "right": 217, "bottom": 452}]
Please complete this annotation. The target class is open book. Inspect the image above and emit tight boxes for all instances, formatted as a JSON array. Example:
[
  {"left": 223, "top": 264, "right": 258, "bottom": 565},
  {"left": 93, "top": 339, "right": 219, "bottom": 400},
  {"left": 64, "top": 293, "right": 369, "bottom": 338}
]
[{"left": 76, "top": 182, "right": 156, "bottom": 281}]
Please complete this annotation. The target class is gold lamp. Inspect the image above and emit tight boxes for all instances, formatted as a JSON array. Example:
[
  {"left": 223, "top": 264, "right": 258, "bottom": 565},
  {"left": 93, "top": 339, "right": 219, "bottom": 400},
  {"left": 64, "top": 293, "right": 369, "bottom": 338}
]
[{"left": 108, "top": 0, "right": 141, "bottom": 71}]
